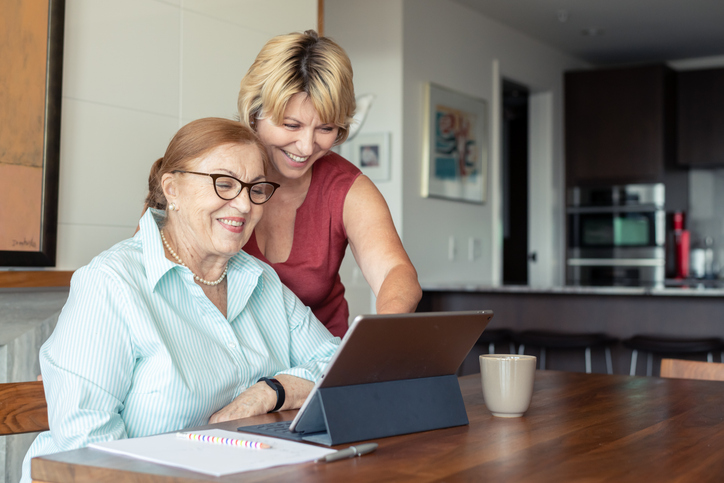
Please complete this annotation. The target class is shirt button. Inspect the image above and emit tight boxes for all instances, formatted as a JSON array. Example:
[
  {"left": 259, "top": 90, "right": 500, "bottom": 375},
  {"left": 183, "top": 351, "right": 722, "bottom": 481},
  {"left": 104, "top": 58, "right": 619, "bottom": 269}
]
[{"left": 227, "top": 342, "right": 237, "bottom": 349}]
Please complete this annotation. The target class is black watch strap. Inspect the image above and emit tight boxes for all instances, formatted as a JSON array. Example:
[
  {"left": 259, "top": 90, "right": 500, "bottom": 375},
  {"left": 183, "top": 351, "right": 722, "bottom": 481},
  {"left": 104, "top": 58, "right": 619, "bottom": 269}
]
[{"left": 258, "top": 377, "right": 285, "bottom": 412}]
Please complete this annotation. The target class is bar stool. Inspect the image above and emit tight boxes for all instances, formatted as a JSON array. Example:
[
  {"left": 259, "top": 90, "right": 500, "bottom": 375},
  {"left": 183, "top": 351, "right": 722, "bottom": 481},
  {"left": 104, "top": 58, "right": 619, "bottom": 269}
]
[
  {"left": 456, "top": 329, "right": 517, "bottom": 376},
  {"left": 514, "top": 330, "right": 618, "bottom": 374},
  {"left": 477, "top": 328, "right": 516, "bottom": 354},
  {"left": 622, "top": 335, "right": 724, "bottom": 377}
]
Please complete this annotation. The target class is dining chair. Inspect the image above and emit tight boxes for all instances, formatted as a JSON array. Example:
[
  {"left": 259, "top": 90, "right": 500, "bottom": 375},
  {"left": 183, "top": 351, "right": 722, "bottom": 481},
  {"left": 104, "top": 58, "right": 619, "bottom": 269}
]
[
  {"left": 660, "top": 358, "right": 724, "bottom": 382},
  {"left": 0, "top": 381, "right": 48, "bottom": 435},
  {"left": 622, "top": 335, "right": 724, "bottom": 376}
]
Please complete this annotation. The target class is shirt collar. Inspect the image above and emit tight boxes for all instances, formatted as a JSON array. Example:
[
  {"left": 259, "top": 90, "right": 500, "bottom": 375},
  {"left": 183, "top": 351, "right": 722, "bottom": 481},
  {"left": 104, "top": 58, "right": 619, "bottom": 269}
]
[
  {"left": 226, "top": 251, "right": 265, "bottom": 320},
  {"left": 139, "top": 208, "right": 266, "bottom": 298},
  {"left": 140, "top": 208, "right": 176, "bottom": 290}
]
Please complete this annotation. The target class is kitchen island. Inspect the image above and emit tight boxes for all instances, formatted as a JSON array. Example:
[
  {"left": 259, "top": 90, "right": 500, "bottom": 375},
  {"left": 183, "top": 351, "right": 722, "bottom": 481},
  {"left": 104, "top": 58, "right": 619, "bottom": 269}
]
[{"left": 420, "top": 284, "right": 724, "bottom": 376}]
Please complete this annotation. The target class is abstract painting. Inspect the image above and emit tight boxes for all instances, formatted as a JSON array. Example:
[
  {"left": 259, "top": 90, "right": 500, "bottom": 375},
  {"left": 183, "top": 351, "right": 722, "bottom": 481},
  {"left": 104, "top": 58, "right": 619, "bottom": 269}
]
[
  {"left": 0, "top": 0, "right": 64, "bottom": 266},
  {"left": 422, "top": 83, "right": 487, "bottom": 203}
]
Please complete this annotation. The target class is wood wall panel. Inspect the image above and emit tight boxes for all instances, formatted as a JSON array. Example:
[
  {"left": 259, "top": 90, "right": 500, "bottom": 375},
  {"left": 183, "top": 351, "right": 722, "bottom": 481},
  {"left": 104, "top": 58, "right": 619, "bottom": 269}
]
[{"left": 0, "top": 271, "right": 72, "bottom": 288}]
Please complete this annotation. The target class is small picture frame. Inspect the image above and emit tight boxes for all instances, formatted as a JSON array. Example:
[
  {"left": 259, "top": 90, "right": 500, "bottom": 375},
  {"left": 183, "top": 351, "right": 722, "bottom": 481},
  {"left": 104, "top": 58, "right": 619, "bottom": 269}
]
[{"left": 345, "top": 132, "right": 391, "bottom": 182}]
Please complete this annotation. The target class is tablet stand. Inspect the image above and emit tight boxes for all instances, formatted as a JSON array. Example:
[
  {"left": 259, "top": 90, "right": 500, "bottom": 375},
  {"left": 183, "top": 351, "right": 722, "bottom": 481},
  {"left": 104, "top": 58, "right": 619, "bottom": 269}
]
[{"left": 295, "top": 374, "right": 468, "bottom": 446}]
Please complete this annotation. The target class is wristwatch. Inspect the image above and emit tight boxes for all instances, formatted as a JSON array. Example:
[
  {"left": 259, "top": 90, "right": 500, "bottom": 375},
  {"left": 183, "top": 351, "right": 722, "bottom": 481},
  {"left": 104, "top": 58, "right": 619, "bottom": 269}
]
[{"left": 258, "top": 377, "right": 285, "bottom": 412}]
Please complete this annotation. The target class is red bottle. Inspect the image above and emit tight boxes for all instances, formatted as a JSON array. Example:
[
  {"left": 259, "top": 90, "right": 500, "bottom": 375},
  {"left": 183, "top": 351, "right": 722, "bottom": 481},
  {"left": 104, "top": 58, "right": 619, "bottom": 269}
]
[{"left": 673, "top": 212, "right": 689, "bottom": 279}]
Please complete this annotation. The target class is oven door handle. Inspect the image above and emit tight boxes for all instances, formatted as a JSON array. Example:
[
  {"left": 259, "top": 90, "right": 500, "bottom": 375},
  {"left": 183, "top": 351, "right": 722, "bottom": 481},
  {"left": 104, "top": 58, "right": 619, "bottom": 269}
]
[
  {"left": 566, "top": 204, "right": 662, "bottom": 214},
  {"left": 567, "top": 258, "right": 665, "bottom": 267}
]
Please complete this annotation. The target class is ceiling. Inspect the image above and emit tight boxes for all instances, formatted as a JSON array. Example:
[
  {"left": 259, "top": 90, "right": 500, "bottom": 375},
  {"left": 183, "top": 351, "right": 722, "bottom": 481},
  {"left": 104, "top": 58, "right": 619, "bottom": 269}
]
[{"left": 452, "top": 0, "right": 724, "bottom": 66}]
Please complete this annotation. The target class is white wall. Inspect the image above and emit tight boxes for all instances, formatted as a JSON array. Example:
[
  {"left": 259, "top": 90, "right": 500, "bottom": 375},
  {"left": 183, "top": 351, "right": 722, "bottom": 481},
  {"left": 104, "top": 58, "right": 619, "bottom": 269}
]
[
  {"left": 325, "top": 0, "right": 587, "bottom": 316},
  {"left": 401, "top": 0, "right": 586, "bottom": 287},
  {"left": 54, "top": 0, "right": 317, "bottom": 269},
  {"left": 324, "top": 0, "right": 588, "bottom": 320}
]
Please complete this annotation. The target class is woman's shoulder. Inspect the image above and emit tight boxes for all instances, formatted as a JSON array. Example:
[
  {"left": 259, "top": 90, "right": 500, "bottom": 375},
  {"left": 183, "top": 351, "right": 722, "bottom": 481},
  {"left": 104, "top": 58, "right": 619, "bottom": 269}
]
[
  {"left": 93, "top": 232, "right": 142, "bottom": 263},
  {"left": 309, "top": 152, "right": 362, "bottom": 203},
  {"left": 314, "top": 151, "right": 361, "bottom": 180},
  {"left": 79, "top": 236, "right": 145, "bottom": 285}
]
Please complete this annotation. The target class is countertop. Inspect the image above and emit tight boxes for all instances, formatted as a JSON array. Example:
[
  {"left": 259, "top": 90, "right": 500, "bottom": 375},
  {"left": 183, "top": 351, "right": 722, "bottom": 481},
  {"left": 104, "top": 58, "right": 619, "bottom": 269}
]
[
  {"left": 0, "top": 286, "right": 69, "bottom": 344},
  {"left": 421, "top": 283, "right": 724, "bottom": 297}
]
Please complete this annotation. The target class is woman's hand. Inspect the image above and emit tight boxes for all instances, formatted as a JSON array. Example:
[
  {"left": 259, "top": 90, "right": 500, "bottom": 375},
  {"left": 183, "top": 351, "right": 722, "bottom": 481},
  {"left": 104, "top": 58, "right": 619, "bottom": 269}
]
[
  {"left": 209, "top": 374, "right": 314, "bottom": 424},
  {"left": 209, "top": 381, "right": 274, "bottom": 423}
]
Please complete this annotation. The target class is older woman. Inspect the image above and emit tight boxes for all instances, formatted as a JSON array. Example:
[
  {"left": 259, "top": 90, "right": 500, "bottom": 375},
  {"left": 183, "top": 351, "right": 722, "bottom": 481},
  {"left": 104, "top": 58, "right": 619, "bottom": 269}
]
[
  {"left": 21, "top": 118, "right": 339, "bottom": 483},
  {"left": 238, "top": 30, "right": 422, "bottom": 338}
]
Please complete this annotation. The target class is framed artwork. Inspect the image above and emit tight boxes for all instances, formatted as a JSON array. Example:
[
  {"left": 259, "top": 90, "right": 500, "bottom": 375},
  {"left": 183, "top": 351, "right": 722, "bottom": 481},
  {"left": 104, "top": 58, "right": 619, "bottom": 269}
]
[
  {"left": 422, "top": 82, "right": 488, "bottom": 203},
  {"left": 345, "top": 132, "right": 391, "bottom": 182},
  {"left": 0, "top": 0, "right": 65, "bottom": 266}
]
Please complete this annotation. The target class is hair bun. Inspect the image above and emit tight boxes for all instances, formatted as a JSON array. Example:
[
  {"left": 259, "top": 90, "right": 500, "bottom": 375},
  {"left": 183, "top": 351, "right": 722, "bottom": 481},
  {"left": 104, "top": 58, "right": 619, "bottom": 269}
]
[{"left": 303, "top": 29, "right": 319, "bottom": 40}]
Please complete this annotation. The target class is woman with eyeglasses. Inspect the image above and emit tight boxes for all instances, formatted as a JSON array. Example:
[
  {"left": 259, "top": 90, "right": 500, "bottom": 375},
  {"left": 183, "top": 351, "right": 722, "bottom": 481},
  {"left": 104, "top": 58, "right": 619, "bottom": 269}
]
[
  {"left": 238, "top": 30, "right": 422, "bottom": 339},
  {"left": 20, "top": 118, "right": 339, "bottom": 482}
]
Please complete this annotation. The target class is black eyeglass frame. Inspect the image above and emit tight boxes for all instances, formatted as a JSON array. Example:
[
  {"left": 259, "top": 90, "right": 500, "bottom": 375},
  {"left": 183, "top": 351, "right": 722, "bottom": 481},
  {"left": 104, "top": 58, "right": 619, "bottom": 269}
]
[{"left": 173, "top": 170, "right": 279, "bottom": 205}]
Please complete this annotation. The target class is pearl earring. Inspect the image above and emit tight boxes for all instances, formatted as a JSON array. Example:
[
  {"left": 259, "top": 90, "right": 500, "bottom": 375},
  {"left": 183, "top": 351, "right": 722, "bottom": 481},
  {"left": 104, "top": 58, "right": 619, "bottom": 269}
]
[{"left": 168, "top": 202, "right": 177, "bottom": 211}]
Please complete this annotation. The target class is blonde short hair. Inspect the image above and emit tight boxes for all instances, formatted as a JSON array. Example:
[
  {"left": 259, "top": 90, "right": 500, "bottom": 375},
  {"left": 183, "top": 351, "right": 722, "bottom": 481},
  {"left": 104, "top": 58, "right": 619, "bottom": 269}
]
[{"left": 238, "top": 30, "right": 355, "bottom": 145}]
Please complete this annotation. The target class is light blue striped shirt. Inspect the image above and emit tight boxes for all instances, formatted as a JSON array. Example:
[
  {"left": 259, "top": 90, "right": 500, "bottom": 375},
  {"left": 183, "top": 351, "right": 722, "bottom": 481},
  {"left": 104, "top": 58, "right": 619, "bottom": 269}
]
[{"left": 21, "top": 209, "right": 340, "bottom": 482}]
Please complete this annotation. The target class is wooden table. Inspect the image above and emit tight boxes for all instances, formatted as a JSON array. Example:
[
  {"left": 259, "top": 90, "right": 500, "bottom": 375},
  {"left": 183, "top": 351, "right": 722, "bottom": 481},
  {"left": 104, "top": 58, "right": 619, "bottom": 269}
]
[{"left": 32, "top": 370, "right": 724, "bottom": 482}]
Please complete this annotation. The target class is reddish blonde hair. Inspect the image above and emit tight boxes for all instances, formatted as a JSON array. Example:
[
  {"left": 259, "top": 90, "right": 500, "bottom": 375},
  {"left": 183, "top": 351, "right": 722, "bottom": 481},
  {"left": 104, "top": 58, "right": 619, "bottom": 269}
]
[{"left": 145, "top": 118, "right": 268, "bottom": 210}]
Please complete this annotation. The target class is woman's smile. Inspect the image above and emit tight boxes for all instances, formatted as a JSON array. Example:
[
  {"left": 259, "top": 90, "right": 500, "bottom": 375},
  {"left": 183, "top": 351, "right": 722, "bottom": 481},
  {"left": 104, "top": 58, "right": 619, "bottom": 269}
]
[
  {"left": 218, "top": 217, "right": 245, "bottom": 233},
  {"left": 283, "top": 150, "right": 309, "bottom": 163}
]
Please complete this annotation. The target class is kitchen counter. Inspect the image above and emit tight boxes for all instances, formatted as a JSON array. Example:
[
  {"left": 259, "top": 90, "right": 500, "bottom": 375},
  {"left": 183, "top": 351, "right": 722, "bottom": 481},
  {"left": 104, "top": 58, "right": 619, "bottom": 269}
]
[
  {"left": 421, "top": 283, "right": 724, "bottom": 297},
  {"left": 419, "top": 284, "right": 724, "bottom": 376}
]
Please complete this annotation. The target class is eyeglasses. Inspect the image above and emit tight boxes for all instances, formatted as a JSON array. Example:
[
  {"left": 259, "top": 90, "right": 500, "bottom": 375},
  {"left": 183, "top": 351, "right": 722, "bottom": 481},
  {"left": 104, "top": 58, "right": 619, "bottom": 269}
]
[{"left": 173, "top": 171, "right": 279, "bottom": 205}]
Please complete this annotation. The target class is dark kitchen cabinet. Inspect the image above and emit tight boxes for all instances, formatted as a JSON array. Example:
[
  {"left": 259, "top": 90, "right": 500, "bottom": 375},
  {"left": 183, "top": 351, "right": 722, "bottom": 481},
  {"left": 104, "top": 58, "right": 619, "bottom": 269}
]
[
  {"left": 565, "top": 64, "right": 677, "bottom": 188},
  {"left": 677, "top": 67, "right": 724, "bottom": 167}
]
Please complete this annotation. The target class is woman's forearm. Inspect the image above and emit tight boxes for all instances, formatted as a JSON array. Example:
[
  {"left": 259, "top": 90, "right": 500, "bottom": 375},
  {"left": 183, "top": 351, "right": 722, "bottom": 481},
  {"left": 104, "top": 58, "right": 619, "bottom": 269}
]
[
  {"left": 374, "top": 264, "right": 422, "bottom": 315},
  {"left": 274, "top": 374, "right": 315, "bottom": 410},
  {"left": 209, "top": 375, "right": 314, "bottom": 424}
]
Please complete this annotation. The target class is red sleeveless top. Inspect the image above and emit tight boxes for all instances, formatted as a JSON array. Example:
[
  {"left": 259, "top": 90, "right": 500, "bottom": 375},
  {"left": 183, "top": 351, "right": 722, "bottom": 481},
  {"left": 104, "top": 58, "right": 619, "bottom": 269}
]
[{"left": 243, "top": 152, "right": 362, "bottom": 338}]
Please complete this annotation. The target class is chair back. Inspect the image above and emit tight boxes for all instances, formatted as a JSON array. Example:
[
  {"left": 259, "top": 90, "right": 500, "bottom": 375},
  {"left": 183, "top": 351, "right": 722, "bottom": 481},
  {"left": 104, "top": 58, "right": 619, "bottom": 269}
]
[
  {"left": 660, "top": 358, "right": 724, "bottom": 382},
  {"left": 0, "top": 381, "right": 48, "bottom": 435}
]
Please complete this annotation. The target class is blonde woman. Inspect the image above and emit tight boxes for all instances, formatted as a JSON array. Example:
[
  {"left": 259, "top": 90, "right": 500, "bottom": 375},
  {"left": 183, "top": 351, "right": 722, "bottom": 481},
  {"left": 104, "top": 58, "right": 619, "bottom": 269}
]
[{"left": 238, "top": 30, "right": 421, "bottom": 337}]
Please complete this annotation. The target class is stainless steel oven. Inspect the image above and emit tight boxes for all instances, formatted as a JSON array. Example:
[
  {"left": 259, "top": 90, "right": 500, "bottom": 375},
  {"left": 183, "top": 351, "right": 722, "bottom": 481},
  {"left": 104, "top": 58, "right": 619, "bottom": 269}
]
[{"left": 566, "top": 184, "right": 665, "bottom": 287}]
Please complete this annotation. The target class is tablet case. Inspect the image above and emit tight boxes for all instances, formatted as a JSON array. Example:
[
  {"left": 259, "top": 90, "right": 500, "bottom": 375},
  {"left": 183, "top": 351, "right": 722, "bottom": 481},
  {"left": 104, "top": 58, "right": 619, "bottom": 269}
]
[{"left": 292, "top": 374, "right": 467, "bottom": 446}]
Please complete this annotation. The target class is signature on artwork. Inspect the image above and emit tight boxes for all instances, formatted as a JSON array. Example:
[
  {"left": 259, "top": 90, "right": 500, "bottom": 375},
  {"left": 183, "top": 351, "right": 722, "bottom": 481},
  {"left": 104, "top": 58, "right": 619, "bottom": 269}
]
[{"left": 12, "top": 238, "right": 37, "bottom": 248}]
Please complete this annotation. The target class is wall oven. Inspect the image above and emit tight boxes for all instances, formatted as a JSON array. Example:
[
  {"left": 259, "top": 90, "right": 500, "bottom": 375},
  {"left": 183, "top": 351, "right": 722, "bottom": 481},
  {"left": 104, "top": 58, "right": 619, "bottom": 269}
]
[{"left": 566, "top": 184, "right": 665, "bottom": 287}]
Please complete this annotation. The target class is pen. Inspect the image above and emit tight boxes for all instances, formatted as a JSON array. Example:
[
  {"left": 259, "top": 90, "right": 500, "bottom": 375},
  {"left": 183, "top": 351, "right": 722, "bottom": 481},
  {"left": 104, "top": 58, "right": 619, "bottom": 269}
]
[
  {"left": 177, "top": 432, "right": 271, "bottom": 449},
  {"left": 315, "top": 443, "right": 378, "bottom": 463}
]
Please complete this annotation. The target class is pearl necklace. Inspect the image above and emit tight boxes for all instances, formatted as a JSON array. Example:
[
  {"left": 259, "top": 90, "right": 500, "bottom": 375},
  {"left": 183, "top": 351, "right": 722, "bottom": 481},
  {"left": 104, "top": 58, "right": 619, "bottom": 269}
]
[{"left": 160, "top": 229, "right": 228, "bottom": 286}]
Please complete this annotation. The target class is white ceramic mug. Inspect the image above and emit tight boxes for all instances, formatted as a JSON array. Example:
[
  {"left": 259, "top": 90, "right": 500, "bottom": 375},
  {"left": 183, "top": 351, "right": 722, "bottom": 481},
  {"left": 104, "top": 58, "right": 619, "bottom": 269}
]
[{"left": 479, "top": 354, "right": 537, "bottom": 418}]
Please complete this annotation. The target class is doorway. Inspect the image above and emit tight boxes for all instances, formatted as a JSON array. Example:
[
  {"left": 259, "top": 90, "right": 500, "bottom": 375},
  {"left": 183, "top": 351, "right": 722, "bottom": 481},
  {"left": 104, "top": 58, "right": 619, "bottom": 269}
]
[{"left": 502, "top": 79, "right": 530, "bottom": 285}]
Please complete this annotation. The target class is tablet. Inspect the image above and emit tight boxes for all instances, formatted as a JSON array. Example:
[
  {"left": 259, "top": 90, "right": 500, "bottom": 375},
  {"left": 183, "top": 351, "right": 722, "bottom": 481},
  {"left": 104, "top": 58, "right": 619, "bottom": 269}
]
[{"left": 238, "top": 310, "right": 493, "bottom": 441}]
